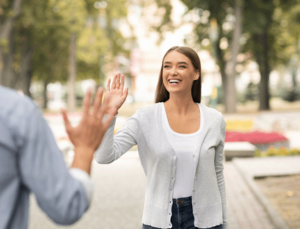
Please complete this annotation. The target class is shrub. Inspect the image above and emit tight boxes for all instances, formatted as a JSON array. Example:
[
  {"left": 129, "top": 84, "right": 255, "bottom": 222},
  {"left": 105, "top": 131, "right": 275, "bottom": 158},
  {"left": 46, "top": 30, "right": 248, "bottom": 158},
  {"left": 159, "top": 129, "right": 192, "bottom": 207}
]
[{"left": 255, "top": 146, "right": 300, "bottom": 157}]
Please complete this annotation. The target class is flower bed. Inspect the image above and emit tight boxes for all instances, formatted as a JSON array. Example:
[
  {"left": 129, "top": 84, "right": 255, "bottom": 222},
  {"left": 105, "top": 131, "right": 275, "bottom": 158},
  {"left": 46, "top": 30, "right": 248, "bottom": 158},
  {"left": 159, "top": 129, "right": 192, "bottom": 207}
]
[
  {"left": 225, "top": 131, "right": 289, "bottom": 151},
  {"left": 225, "top": 119, "right": 253, "bottom": 132},
  {"left": 255, "top": 147, "right": 300, "bottom": 157}
]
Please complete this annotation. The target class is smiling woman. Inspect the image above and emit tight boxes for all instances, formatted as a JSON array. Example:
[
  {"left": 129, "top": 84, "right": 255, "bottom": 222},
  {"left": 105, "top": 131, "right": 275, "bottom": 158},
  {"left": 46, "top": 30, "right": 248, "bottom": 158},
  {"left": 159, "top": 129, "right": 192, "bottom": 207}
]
[
  {"left": 95, "top": 46, "right": 227, "bottom": 229},
  {"left": 155, "top": 46, "right": 202, "bottom": 103}
]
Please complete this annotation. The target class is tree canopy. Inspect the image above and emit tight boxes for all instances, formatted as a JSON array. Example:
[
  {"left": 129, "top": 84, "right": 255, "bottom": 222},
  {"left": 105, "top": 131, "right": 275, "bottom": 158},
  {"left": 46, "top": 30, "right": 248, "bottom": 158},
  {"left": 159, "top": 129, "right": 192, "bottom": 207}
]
[{"left": 0, "top": 0, "right": 130, "bottom": 98}]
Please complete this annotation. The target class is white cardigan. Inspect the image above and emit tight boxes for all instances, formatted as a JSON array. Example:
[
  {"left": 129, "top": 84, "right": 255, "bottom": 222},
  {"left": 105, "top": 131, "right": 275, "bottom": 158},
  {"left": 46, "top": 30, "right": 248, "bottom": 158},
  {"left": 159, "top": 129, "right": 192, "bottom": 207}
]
[{"left": 95, "top": 103, "right": 228, "bottom": 229}]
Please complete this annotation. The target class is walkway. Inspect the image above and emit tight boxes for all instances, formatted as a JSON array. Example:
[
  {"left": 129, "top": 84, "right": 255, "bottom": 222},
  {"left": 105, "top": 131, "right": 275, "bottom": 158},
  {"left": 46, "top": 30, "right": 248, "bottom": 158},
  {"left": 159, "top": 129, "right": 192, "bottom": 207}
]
[
  {"left": 225, "top": 162, "right": 274, "bottom": 229},
  {"left": 28, "top": 153, "right": 279, "bottom": 229}
]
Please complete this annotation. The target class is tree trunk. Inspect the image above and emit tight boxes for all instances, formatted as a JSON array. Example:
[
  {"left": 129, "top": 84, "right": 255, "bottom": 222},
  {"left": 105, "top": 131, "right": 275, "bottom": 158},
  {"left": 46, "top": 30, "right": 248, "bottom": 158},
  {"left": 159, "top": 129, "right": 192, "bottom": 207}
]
[
  {"left": 253, "top": 32, "right": 270, "bottom": 110},
  {"left": 0, "top": 0, "right": 23, "bottom": 85},
  {"left": 68, "top": 33, "right": 76, "bottom": 111},
  {"left": 216, "top": 41, "right": 227, "bottom": 106},
  {"left": 224, "top": 0, "right": 243, "bottom": 113},
  {"left": 17, "top": 34, "right": 34, "bottom": 97},
  {"left": 20, "top": 65, "right": 32, "bottom": 97},
  {"left": 290, "top": 55, "right": 298, "bottom": 101},
  {"left": 1, "top": 29, "right": 16, "bottom": 87},
  {"left": 43, "top": 80, "right": 48, "bottom": 109}
]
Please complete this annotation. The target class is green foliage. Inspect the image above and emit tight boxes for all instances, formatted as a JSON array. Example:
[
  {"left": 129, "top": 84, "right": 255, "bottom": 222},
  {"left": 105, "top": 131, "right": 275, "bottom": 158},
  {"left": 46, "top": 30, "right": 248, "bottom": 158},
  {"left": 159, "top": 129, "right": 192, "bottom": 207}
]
[
  {"left": 2, "top": 0, "right": 129, "bottom": 87},
  {"left": 0, "top": 0, "right": 13, "bottom": 20},
  {"left": 154, "top": 0, "right": 173, "bottom": 34},
  {"left": 242, "top": 0, "right": 300, "bottom": 69},
  {"left": 238, "top": 82, "right": 258, "bottom": 103},
  {"left": 155, "top": 0, "right": 300, "bottom": 111},
  {"left": 155, "top": 0, "right": 300, "bottom": 70},
  {"left": 16, "top": 0, "right": 72, "bottom": 83},
  {"left": 53, "top": 0, "right": 87, "bottom": 33}
]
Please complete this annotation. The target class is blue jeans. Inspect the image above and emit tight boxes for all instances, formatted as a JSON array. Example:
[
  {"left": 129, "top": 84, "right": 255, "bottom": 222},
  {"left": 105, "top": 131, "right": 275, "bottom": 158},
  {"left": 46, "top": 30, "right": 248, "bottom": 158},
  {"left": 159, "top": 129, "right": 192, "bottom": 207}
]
[{"left": 142, "top": 197, "right": 223, "bottom": 229}]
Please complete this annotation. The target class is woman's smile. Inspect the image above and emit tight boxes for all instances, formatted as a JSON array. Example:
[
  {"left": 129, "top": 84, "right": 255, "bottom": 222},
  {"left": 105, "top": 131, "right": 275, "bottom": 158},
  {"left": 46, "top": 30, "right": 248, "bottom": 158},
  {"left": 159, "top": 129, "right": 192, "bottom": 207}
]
[
  {"left": 168, "top": 78, "right": 182, "bottom": 86},
  {"left": 162, "top": 50, "right": 199, "bottom": 94}
]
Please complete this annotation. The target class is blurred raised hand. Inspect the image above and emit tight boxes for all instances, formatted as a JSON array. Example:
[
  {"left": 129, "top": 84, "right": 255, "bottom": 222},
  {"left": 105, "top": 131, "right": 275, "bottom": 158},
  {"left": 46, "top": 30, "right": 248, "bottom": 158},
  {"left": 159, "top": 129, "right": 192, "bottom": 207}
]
[
  {"left": 105, "top": 73, "right": 128, "bottom": 116},
  {"left": 61, "top": 87, "right": 114, "bottom": 174}
]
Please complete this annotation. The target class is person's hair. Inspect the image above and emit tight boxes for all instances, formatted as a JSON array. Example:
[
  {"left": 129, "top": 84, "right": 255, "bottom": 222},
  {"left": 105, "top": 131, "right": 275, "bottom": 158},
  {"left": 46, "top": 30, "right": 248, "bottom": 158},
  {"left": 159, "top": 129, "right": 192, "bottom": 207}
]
[{"left": 155, "top": 46, "right": 202, "bottom": 103}]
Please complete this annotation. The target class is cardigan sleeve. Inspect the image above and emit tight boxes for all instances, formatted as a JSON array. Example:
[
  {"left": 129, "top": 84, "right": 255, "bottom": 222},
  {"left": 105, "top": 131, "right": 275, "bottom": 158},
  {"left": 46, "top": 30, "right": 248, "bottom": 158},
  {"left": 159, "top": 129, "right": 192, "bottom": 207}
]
[
  {"left": 94, "top": 110, "right": 140, "bottom": 164},
  {"left": 215, "top": 117, "right": 228, "bottom": 229}
]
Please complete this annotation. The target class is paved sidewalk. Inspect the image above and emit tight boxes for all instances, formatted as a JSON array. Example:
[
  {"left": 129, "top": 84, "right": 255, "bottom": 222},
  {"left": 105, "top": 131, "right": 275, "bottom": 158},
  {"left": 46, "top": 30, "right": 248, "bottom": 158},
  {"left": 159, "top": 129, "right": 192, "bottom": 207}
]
[
  {"left": 231, "top": 156, "right": 300, "bottom": 229},
  {"left": 225, "top": 162, "right": 275, "bottom": 229},
  {"left": 29, "top": 156, "right": 146, "bottom": 229},
  {"left": 233, "top": 156, "right": 300, "bottom": 178},
  {"left": 29, "top": 153, "right": 283, "bottom": 229}
]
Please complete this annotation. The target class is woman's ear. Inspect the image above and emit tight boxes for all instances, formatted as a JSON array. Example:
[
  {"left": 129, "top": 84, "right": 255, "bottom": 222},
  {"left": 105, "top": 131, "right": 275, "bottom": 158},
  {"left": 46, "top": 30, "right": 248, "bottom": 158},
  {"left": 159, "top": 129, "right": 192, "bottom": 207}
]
[{"left": 194, "top": 70, "right": 200, "bottom": 80}]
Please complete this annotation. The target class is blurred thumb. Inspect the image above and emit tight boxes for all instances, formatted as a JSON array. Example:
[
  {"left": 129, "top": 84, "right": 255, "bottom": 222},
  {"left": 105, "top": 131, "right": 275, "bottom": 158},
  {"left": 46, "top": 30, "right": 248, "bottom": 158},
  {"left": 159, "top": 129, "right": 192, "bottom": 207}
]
[
  {"left": 122, "top": 87, "right": 129, "bottom": 100},
  {"left": 61, "top": 108, "right": 71, "bottom": 132}
]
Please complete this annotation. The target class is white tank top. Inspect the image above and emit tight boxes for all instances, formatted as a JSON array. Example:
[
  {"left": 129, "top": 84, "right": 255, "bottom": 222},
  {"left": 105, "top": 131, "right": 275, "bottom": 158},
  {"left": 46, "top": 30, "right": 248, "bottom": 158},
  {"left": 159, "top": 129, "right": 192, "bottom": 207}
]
[{"left": 161, "top": 103, "right": 204, "bottom": 198}]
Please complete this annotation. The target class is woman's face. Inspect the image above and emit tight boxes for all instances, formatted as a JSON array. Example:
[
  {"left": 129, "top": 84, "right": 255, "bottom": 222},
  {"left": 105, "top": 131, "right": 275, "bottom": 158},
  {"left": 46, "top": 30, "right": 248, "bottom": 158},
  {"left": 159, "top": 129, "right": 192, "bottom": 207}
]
[{"left": 162, "top": 51, "right": 199, "bottom": 96}]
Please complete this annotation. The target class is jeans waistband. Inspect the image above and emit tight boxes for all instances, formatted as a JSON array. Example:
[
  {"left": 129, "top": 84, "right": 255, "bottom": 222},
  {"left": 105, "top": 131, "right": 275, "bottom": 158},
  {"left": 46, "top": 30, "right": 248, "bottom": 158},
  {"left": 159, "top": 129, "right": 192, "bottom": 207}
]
[{"left": 172, "top": 196, "right": 192, "bottom": 205}]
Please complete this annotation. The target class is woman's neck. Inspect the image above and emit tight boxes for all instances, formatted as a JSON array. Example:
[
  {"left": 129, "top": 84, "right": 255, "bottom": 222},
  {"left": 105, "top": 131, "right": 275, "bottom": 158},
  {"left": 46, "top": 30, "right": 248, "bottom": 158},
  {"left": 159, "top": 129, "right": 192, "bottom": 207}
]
[{"left": 164, "top": 93, "right": 196, "bottom": 115}]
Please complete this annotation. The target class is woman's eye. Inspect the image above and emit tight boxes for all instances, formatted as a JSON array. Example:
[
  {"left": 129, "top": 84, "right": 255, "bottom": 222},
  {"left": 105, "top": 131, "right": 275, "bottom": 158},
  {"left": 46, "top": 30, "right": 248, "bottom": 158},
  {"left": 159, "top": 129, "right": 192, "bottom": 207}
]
[
  {"left": 164, "top": 65, "right": 170, "bottom": 68},
  {"left": 179, "top": 65, "right": 186, "bottom": 68}
]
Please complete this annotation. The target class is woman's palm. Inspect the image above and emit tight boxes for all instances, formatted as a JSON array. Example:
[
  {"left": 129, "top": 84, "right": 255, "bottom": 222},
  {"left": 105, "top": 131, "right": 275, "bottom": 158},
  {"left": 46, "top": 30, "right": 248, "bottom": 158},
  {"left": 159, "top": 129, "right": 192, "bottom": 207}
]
[{"left": 105, "top": 73, "right": 128, "bottom": 116}]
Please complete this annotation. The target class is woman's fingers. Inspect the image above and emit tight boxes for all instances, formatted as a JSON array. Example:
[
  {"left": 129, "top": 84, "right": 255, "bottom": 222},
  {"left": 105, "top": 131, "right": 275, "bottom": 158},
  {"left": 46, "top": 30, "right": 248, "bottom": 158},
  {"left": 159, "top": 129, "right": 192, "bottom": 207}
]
[
  {"left": 61, "top": 108, "right": 72, "bottom": 133},
  {"left": 108, "top": 73, "right": 124, "bottom": 92},
  {"left": 111, "top": 74, "right": 117, "bottom": 89},
  {"left": 92, "top": 87, "right": 104, "bottom": 119},
  {"left": 115, "top": 73, "right": 120, "bottom": 89},
  {"left": 106, "top": 78, "right": 111, "bottom": 91},
  {"left": 120, "top": 74, "right": 124, "bottom": 93}
]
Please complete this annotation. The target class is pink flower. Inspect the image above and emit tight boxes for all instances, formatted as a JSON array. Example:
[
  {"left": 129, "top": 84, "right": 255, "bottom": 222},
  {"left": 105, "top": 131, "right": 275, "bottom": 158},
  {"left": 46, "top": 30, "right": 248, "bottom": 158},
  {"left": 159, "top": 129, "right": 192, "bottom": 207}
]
[{"left": 225, "top": 131, "right": 288, "bottom": 144}]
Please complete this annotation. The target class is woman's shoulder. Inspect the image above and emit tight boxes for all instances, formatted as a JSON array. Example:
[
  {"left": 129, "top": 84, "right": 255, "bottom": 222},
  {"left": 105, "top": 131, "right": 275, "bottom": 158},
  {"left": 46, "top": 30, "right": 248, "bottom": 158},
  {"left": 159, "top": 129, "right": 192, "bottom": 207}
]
[
  {"left": 136, "top": 102, "right": 161, "bottom": 113},
  {"left": 198, "top": 103, "right": 226, "bottom": 131},
  {"left": 132, "top": 103, "right": 161, "bottom": 121},
  {"left": 198, "top": 103, "right": 224, "bottom": 120}
]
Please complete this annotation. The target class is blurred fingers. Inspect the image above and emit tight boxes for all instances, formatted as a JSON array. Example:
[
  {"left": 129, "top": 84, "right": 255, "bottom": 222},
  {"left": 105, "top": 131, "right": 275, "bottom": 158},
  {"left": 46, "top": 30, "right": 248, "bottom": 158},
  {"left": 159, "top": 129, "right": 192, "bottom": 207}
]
[
  {"left": 122, "top": 87, "right": 129, "bottom": 100},
  {"left": 106, "top": 78, "right": 111, "bottom": 91},
  {"left": 92, "top": 87, "right": 104, "bottom": 119},
  {"left": 115, "top": 73, "right": 120, "bottom": 89},
  {"left": 82, "top": 88, "right": 92, "bottom": 118},
  {"left": 103, "top": 114, "right": 114, "bottom": 130},
  {"left": 111, "top": 74, "right": 117, "bottom": 89},
  {"left": 61, "top": 108, "right": 72, "bottom": 133},
  {"left": 97, "top": 95, "right": 109, "bottom": 120},
  {"left": 120, "top": 74, "right": 124, "bottom": 92}
]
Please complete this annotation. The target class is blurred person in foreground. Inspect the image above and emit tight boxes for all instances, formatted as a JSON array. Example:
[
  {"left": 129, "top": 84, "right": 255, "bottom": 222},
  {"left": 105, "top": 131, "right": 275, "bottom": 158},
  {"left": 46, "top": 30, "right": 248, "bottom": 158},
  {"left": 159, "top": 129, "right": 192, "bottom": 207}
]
[
  {"left": 0, "top": 85, "right": 114, "bottom": 229},
  {"left": 95, "top": 46, "right": 227, "bottom": 229}
]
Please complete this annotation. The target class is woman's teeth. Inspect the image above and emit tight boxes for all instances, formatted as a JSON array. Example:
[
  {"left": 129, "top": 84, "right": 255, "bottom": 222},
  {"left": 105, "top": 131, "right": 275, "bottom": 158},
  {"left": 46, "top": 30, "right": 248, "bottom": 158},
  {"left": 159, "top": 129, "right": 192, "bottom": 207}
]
[{"left": 169, "top": 80, "right": 180, "bottom": 84}]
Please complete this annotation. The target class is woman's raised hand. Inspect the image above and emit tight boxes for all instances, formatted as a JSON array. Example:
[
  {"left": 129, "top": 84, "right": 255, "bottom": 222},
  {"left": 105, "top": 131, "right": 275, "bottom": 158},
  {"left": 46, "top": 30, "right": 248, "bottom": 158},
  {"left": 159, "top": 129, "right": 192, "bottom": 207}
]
[{"left": 105, "top": 73, "right": 128, "bottom": 116}]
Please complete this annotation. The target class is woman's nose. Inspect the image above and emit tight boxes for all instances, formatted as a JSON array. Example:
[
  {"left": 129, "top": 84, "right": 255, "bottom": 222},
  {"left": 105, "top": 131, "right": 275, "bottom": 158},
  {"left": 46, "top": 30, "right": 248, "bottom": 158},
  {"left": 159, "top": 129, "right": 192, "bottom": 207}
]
[{"left": 170, "top": 67, "right": 178, "bottom": 76}]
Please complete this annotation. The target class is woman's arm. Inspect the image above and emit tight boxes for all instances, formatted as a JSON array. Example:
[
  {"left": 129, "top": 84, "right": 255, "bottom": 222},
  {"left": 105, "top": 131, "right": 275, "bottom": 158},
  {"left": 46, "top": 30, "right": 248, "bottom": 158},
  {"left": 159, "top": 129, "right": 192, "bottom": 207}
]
[
  {"left": 94, "top": 73, "right": 139, "bottom": 164},
  {"left": 94, "top": 111, "right": 139, "bottom": 164},
  {"left": 215, "top": 117, "right": 228, "bottom": 229}
]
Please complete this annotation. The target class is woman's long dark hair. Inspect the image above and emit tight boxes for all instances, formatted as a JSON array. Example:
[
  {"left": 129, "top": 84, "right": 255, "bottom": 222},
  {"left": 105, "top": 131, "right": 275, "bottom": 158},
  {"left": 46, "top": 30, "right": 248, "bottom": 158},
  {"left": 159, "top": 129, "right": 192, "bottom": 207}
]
[{"left": 155, "top": 46, "right": 202, "bottom": 103}]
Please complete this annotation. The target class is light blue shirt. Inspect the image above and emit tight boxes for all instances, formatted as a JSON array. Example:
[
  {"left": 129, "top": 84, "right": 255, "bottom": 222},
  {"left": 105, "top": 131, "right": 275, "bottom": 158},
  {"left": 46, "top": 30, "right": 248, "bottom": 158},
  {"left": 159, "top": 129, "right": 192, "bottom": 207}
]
[{"left": 0, "top": 86, "right": 90, "bottom": 229}]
